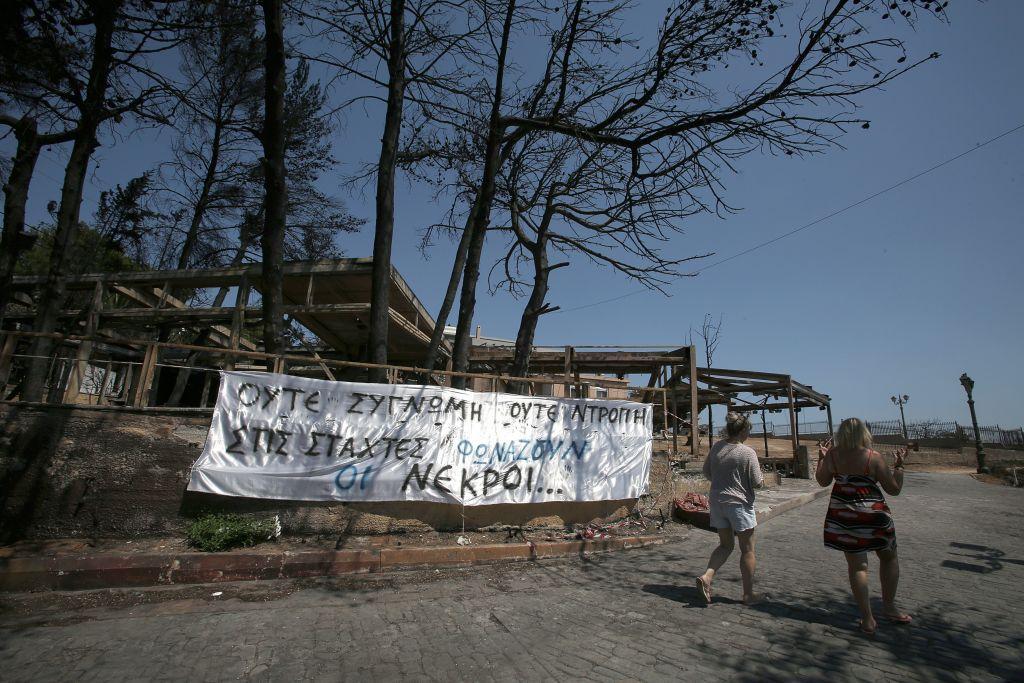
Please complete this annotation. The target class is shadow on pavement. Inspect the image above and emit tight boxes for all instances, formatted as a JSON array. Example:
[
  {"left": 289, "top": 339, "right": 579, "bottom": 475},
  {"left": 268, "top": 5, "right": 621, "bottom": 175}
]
[
  {"left": 736, "top": 589, "right": 1024, "bottom": 682},
  {"left": 641, "top": 582, "right": 741, "bottom": 607},
  {"left": 941, "top": 541, "right": 1024, "bottom": 574},
  {"left": 638, "top": 572, "right": 1022, "bottom": 681}
]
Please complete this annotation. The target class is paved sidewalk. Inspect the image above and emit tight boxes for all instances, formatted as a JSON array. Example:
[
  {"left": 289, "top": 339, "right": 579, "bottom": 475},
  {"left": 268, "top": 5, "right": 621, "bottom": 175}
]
[
  {"left": 0, "top": 476, "right": 826, "bottom": 592},
  {"left": 2, "top": 473, "right": 1023, "bottom": 681},
  {"left": 752, "top": 476, "right": 829, "bottom": 521}
]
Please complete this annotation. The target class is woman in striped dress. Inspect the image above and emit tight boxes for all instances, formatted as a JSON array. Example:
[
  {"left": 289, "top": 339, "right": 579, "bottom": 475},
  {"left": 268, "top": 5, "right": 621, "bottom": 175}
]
[{"left": 816, "top": 418, "right": 911, "bottom": 636}]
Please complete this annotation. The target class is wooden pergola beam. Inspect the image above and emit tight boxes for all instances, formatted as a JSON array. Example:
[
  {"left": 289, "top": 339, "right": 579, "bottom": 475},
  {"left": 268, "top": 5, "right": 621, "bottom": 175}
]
[
  {"left": 8, "top": 257, "right": 377, "bottom": 290},
  {"left": 697, "top": 366, "right": 790, "bottom": 381},
  {"left": 729, "top": 401, "right": 821, "bottom": 412},
  {"left": 699, "top": 377, "right": 789, "bottom": 393},
  {"left": 8, "top": 258, "right": 444, "bottom": 361},
  {"left": 791, "top": 380, "right": 830, "bottom": 405},
  {"left": 7, "top": 303, "right": 382, "bottom": 324},
  {"left": 111, "top": 283, "right": 256, "bottom": 351}
]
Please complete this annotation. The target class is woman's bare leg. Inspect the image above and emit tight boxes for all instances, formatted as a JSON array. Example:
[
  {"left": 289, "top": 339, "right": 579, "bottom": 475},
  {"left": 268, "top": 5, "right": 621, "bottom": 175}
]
[
  {"left": 700, "top": 528, "right": 735, "bottom": 589},
  {"left": 876, "top": 547, "right": 910, "bottom": 620},
  {"left": 736, "top": 529, "right": 764, "bottom": 604},
  {"left": 846, "top": 552, "right": 875, "bottom": 631}
]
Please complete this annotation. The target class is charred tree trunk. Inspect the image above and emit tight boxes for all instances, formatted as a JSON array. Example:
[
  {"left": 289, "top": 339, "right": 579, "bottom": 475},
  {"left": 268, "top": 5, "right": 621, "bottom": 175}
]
[
  {"left": 163, "top": 122, "right": 225, "bottom": 404},
  {"left": 509, "top": 240, "right": 567, "bottom": 390},
  {"left": 217, "top": 219, "right": 256, "bottom": 306},
  {"left": 422, "top": 200, "right": 478, "bottom": 373},
  {"left": 507, "top": 194, "right": 567, "bottom": 393},
  {"left": 260, "top": 0, "right": 288, "bottom": 363},
  {"left": 165, "top": 334, "right": 209, "bottom": 406},
  {"left": 508, "top": 244, "right": 548, "bottom": 391},
  {"left": 367, "top": 0, "right": 407, "bottom": 383},
  {"left": 0, "top": 118, "right": 42, "bottom": 328},
  {"left": 177, "top": 120, "right": 224, "bottom": 271},
  {"left": 449, "top": 0, "right": 516, "bottom": 389},
  {"left": 165, "top": 222, "right": 257, "bottom": 406},
  {"left": 422, "top": 141, "right": 523, "bottom": 374},
  {"left": 22, "top": 3, "right": 120, "bottom": 402}
]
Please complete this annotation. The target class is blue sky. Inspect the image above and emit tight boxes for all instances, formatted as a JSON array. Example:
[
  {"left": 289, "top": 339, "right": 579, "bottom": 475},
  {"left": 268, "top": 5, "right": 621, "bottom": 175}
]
[{"left": 6, "top": 1, "right": 1023, "bottom": 427}]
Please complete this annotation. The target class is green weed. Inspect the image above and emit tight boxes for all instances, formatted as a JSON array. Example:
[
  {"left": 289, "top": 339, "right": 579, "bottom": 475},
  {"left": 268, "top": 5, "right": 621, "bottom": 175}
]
[{"left": 185, "top": 513, "right": 281, "bottom": 552}]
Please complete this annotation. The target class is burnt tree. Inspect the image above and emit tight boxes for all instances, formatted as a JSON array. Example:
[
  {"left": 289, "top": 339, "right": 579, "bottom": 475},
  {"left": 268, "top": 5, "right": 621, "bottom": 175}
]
[
  {"left": 448, "top": 0, "right": 517, "bottom": 388},
  {"left": 297, "top": 0, "right": 483, "bottom": 376},
  {"left": 367, "top": 0, "right": 407, "bottom": 382},
  {"left": 0, "top": 117, "right": 75, "bottom": 328},
  {"left": 440, "top": 0, "right": 946, "bottom": 380},
  {"left": 21, "top": 2, "right": 121, "bottom": 401},
  {"left": 260, "top": 0, "right": 288, "bottom": 359}
]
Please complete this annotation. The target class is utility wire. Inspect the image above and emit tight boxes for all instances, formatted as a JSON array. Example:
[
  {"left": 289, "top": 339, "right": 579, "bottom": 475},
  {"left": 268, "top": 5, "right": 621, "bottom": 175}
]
[{"left": 552, "top": 120, "right": 1024, "bottom": 315}]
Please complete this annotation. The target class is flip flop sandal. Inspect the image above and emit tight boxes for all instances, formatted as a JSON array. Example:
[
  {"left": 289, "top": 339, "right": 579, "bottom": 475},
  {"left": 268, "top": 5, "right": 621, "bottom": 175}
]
[
  {"left": 884, "top": 613, "right": 913, "bottom": 625},
  {"left": 858, "top": 620, "right": 877, "bottom": 637},
  {"left": 696, "top": 577, "right": 712, "bottom": 604}
]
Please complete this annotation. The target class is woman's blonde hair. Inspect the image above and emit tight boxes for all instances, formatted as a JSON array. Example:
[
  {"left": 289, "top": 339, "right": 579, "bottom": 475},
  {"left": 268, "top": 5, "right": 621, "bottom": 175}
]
[
  {"left": 724, "top": 411, "right": 751, "bottom": 439},
  {"left": 835, "top": 417, "right": 873, "bottom": 450}
]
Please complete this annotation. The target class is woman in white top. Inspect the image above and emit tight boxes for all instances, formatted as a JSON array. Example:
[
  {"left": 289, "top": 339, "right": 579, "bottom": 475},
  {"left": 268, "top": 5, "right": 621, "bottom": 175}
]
[{"left": 696, "top": 412, "right": 766, "bottom": 605}]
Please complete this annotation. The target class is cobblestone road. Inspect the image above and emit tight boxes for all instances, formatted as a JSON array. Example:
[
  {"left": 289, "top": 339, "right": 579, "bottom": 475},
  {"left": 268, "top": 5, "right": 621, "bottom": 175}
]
[{"left": 2, "top": 473, "right": 1023, "bottom": 682}]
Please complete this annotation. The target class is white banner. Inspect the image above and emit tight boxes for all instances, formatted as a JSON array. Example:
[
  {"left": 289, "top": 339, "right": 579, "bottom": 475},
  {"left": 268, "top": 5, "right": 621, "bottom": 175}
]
[{"left": 187, "top": 371, "right": 652, "bottom": 506}]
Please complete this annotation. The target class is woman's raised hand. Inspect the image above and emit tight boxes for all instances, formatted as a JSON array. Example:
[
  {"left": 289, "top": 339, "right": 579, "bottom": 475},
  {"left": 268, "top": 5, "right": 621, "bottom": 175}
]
[
  {"left": 817, "top": 437, "right": 834, "bottom": 458},
  {"left": 892, "top": 446, "right": 907, "bottom": 469}
]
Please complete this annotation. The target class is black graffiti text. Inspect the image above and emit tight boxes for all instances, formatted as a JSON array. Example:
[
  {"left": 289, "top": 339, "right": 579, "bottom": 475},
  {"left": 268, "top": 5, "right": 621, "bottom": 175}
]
[
  {"left": 225, "top": 424, "right": 428, "bottom": 460},
  {"left": 347, "top": 392, "right": 483, "bottom": 421},
  {"left": 400, "top": 463, "right": 562, "bottom": 500},
  {"left": 237, "top": 383, "right": 320, "bottom": 414}
]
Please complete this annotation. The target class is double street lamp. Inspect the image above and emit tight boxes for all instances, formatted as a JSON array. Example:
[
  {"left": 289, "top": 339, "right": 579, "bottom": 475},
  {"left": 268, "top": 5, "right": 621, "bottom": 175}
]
[
  {"left": 959, "top": 373, "right": 988, "bottom": 474},
  {"left": 890, "top": 394, "right": 910, "bottom": 439}
]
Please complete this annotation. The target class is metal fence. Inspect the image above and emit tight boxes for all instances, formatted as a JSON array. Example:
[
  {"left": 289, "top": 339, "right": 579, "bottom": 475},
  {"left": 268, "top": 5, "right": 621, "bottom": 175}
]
[
  {"left": 735, "top": 417, "right": 1024, "bottom": 447},
  {"left": 974, "top": 425, "right": 1024, "bottom": 447},
  {"left": 863, "top": 419, "right": 961, "bottom": 439},
  {"left": 713, "top": 420, "right": 830, "bottom": 437},
  {"left": 865, "top": 420, "right": 1024, "bottom": 446}
]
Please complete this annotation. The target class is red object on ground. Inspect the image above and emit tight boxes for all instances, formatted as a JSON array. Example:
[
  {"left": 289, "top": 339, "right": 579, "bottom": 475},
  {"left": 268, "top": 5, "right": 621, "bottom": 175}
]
[
  {"left": 673, "top": 493, "right": 712, "bottom": 530},
  {"left": 676, "top": 493, "right": 710, "bottom": 512}
]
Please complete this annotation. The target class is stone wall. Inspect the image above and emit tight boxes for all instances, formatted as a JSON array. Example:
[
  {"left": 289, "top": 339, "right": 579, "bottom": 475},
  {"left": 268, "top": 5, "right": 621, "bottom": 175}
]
[{"left": 0, "top": 405, "right": 671, "bottom": 542}]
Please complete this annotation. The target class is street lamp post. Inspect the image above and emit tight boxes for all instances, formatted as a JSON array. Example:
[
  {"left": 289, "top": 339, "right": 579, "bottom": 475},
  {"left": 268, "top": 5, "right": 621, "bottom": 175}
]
[
  {"left": 959, "top": 373, "right": 988, "bottom": 474},
  {"left": 890, "top": 394, "right": 910, "bottom": 440}
]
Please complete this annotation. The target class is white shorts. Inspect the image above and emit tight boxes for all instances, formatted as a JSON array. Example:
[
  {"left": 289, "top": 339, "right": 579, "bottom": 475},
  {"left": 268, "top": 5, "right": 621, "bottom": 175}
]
[{"left": 709, "top": 500, "right": 757, "bottom": 532}]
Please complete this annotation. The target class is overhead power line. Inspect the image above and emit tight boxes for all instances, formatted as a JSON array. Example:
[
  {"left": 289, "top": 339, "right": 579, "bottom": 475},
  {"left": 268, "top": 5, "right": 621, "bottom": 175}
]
[{"left": 552, "top": 120, "right": 1024, "bottom": 315}]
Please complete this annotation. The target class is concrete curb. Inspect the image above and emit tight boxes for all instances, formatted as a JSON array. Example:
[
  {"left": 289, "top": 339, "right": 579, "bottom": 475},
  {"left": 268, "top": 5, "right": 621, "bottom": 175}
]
[
  {"left": 674, "top": 485, "right": 831, "bottom": 531},
  {"left": 755, "top": 486, "right": 831, "bottom": 525},
  {"left": 0, "top": 535, "right": 668, "bottom": 593}
]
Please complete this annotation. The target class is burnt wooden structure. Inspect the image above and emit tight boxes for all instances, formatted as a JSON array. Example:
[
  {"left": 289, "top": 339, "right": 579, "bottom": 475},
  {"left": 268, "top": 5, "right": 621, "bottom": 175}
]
[
  {"left": 1, "top": 259, "right": 448, "bottom": 408},
  {"left": 2, "top": 257, "right": 832, "bottom": 463},
  {"left": 469, "top": 345, "right": 702, "bottom": 457},
  {"left": 663, "top": 366, "right": 833, "bottom": 456},
  {"left": 4, "top": 258, "right": 443, "bottom": 365},
  {"left": 467, "top": 345, "right": 834, "bottom": 459}
]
